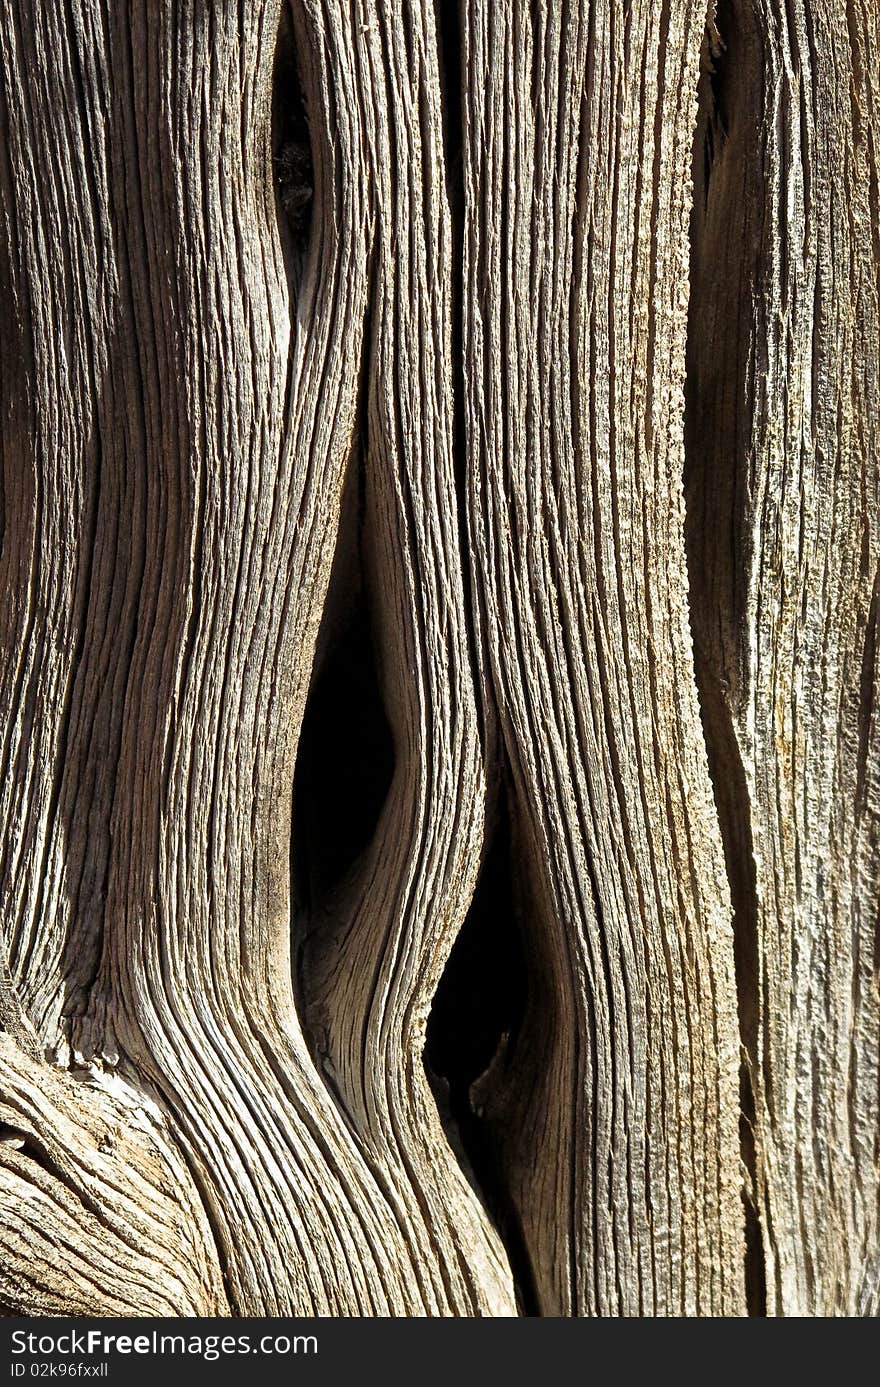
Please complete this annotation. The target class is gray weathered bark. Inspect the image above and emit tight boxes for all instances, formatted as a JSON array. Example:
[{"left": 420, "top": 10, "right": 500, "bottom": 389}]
[{"left": 0, "top": 0, "right": 877, "bottom": 1316}]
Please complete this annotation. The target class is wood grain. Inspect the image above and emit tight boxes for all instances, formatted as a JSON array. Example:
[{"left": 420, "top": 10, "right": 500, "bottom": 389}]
[
  {"left": 687, "top": 0, "right": 880, "bottom": 1315},
  {"left": 0, "top": 0, "right": 877, "bottom": 1317},
  {"left": 461, "top": 0, "right": 744, "bottom": 1316}
]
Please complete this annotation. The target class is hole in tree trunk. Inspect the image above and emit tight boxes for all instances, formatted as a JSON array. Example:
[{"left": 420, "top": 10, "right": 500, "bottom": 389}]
[
  {"left": 290, "top": 453, "right": 396, "bottom": 928},
  {"left": 425, "top": 774, "right": 539, "bottom": 1315},
  {"left": 435, "top": 0, "right": 485, "bottom": 747},
  {"left": 426, "top": 785, "right": 527, "bottom": 1093},
  {"left": 273, "top": 6, "right": 314, "bottom": 274}
]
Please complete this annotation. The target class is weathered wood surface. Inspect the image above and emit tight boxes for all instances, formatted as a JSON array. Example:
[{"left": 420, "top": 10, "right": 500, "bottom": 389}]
[
  {"left": 461, "top": 0, "right": 744, "bottom": 1316},
  {"left": 687, "top": 0, "right": 880, "bottom": 1315},
  {"left": 0, "top": 0, "right": 877, "bottom": 1316}
]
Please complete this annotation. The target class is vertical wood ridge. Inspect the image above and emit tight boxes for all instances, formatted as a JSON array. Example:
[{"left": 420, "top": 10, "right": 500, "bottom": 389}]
[
  {"left": 299, "top": 0, "right": 516, "bottom": 1316},
  {"left": 461, "top": 0, "right": 745, "bottom": 1315},
  {"left": 686, "top": 0, "right": 880, "bottom": 1316}
]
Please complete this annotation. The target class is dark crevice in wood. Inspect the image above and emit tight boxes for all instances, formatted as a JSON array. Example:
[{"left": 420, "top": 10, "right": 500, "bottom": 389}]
[
  {"left": 739, "top": 1043, "right": 767, "bottom": 1315},
  {"left": 436, "top": 0, "right": 485, "bottom": 757},
  {"left": 273, "top": 6, "right": 313, "bottom": 285},
  {"left": 437, "top": 2, "right": 463, "bottom": 180},
  {"left": 684, "top": 0, "right": 767, "bottom": 1317},
  {"left": 290, "top": 449, "right": 395, "bottom": 980},
  {"left": 45, "top": 429, "right": 104, "bottom": 1025},
  {"left": 0, "top": 1123, "right": 29, "bottom": 1152},
  {"left": 425, "top": 773, "right": 539, "bottom": 1316},
  {"left": 700, "top": 4, "right": 731, "bottom": 209}
]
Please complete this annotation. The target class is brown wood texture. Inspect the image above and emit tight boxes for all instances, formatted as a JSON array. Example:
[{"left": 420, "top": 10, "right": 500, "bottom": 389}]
[{"left": 0, "top": 0, "right": 877, "bottom": 1316}]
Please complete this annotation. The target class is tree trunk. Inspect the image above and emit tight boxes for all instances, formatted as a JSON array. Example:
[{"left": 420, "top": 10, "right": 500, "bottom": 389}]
[{"left": 0, "top": 0, "right": 876, "bottom": 1317}]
